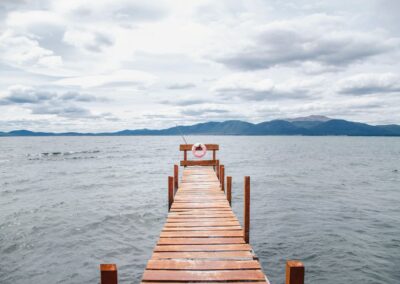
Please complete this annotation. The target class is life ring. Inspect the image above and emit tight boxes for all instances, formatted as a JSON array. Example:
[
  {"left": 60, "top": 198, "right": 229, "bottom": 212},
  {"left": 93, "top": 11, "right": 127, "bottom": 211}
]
[{"left": 192, "top": 143, "right": 207, "bottom": 158}]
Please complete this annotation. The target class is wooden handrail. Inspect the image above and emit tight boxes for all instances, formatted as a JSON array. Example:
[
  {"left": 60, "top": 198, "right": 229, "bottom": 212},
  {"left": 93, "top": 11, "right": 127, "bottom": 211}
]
[
  {"left": 180, "top": 160, "right": 219, "bottom": 167},
  {"left": 179, "top": 144, "right": 219, "bottom": 151}
]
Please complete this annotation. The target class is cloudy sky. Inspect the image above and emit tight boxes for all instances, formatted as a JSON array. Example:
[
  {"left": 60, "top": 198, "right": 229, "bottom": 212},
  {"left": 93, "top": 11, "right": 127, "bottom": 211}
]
[{"left": 1, "top": 0, "right": 400, "bottom": 132}]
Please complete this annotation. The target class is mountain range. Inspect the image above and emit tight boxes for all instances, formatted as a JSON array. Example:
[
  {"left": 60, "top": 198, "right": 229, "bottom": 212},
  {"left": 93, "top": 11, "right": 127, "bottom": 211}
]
[{"left": 1, "top": 116, "right": 400, "bottom": 136}]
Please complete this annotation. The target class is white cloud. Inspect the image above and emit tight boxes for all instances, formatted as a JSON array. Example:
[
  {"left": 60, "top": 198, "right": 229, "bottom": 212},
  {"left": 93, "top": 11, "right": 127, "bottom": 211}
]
[
  {"left": 63, "top": 29, "right": 113, "bottom": 52},
  {"left": 212, "top": 73, "right": 317, "bottom": 101},
  {"left": 0, "top": 0, "right": 400, "bottom": 130},
  {"left": 55, "top": 70, "right": 157, "bottom": 89},
  {"left": 0, "top": 31, "right": 63, "bottom": 72}
]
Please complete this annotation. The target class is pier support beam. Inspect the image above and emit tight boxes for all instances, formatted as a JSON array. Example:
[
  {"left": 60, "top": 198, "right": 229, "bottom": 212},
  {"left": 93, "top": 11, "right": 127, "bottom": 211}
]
[
  {"left": 244, "top": 176, "right": 250, "bottom": 243},
  {"left": 216, "top": 160, "right": 220, "bottom": 179},
  {"left": 286, "top": 260, "right": 304, "bottom": 284},
  {"left": 220, "top": 165, "right": 225, "bottom": 192},
  {"left": 168, "top": 176, "right": 174, "bottom": 211},
  {"left": 174, "top": 164, "right": 179, "bottom": 193},
  {"left": 227, "top": 176, "right": 232, "bottom": 205},
  {"left": 100, "top": 264, "right": 118, "bottom": 284}
]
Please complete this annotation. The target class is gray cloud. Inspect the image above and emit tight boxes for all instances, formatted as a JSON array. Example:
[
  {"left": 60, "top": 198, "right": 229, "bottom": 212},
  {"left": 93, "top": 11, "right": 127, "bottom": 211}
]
[
  {"left": 62, "top": 29, "right": 114, "bottom": 53},
  {"left": 112, "top": 3, "right": 167, "bottom": 22},
  {"left": 337, "top": 73, "right": 400, "bottom": 95},
  {"left": 161, "top": 98, "right": 206, "bottom": 106},
  {"left": 215, "top": 15, "right": 398, "bottom": 70},
  {"left": 166, "top": 83, "right": 196, "bottom": 90},
  {"left": 85, "top": 33, "right": 113, "bottom": 52},
  {"left": 181, "top": 108, "right": 229, "bottom": 116},
  {"left": 67, "top": 2, "right": 167, "bottom": 24},
  {"left": 59, "top": 92, "right": 99, "bottom": 102},
  {"left": 0, "top": 86, "right": 107, "bottom": 118},
  {"left": 0, "top": 88, "right": 100, "bottom": 105},
  {"left": 0, "top": 90, "right": 52, "bottom": 104},
  {"left": 30, "top": 104, "right": 91, "bottom": 117},
  {"left": 213, "top": 75, "right": 314, "bottom": 101},
  {"left": 216, "top": 86, "right": 310, "bottom": 101}
]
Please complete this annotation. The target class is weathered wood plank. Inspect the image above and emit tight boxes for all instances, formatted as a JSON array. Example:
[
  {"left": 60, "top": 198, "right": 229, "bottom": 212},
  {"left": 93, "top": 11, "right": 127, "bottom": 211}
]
[
  {"left": 160, "top": 230, "right": 244, "bottom": 237},
  {"left": 158, "top": 237, "right": 245, "bottom": 245},
  {"left": 141, "top": 165, "right": 268, "bottom": 283},
  {"left": 154, "top": 244, "right": 251, "bottom": 252},
  {"left": 180, "top": 160, "right": 218, "bottom": 167},
  {"left": 142, "top": 269, "right": 265, "bottom": 281},
  {"left": 180, "top": 144, "right": 219, "bottom": 151},
  {"left": 162, "top": 226, "right": 242, "bottom": 231},
  {"left": 146, "top": 259, "right": 261, "bottom": 270},
  {"left": 165, "top": 221, "right": 241, "bottom": 227}
]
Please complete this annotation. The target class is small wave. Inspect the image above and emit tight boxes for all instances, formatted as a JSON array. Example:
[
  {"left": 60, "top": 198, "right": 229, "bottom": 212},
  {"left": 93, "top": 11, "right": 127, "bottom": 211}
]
[
  {"left": 27, "top": 150, "right": 101, "bottom": 161},
  {"left": 63, "top": 150, "right": 100, "bottom": 155}
]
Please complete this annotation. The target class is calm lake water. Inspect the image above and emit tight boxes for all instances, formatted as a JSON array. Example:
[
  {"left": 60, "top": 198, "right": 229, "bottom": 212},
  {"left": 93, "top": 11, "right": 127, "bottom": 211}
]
[{"left": 0, "top": 136, "right": 399, "bottom": 284}]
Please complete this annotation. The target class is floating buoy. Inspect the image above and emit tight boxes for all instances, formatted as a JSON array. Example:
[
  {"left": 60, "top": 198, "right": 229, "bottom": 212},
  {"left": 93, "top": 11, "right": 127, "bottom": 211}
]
[{"left": 192, "top": 143, "right": 207, "bottom": 158}]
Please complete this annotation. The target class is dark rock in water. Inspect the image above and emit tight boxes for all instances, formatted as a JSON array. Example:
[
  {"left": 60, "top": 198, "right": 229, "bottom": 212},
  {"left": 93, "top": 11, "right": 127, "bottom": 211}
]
[{"left": 393, "top": 169, "right": 398, "bottom": 173}]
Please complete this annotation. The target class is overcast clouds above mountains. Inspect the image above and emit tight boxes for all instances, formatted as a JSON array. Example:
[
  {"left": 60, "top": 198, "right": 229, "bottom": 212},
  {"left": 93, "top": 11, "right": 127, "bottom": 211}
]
[{"left": 0, "top": 0, "right": 400, "bottom": 132}]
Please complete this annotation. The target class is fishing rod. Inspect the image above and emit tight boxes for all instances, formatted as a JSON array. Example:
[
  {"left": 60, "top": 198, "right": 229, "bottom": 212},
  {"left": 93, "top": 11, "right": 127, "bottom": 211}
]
[{"left": 176, "top": 125, "right": 188, "bottom": 145}]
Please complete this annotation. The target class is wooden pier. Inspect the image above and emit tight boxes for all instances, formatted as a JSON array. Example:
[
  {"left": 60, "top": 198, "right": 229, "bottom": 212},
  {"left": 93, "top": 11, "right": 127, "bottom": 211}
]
[{"left": 100, "top": 144, "right": 304, "bottom": 284}]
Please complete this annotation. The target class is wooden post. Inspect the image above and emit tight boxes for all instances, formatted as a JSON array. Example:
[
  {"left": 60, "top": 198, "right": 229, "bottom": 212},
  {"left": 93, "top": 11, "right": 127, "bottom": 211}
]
[
  {"left": 216, "top": 160, "right": 220, "bottom": 179},
  {"left": 244, "top": 176, "right": 250, "bottom": 243},
  {"left": 227, "top": 176, "right": 232, "bottom": 205},
  {"left": 174, "top": 164, "right": 178, "bottom": 193},
  {"left": 212, "top": 150, "right": 216, "bottom": 170},
  {"left": 100, "top": 264, "right": 118, "bottom": 284},
  {"left": 168, "top": 176, "right": 174, "bottom": 211},
  {"left": 183, "top": 150, "right": 187, "bottom": 167},
  {"left": 286, "top": 260, "right": 304, "bottom": 284},
  {"left": 220, "top": 165, "right": 225, "bottom": 192}
]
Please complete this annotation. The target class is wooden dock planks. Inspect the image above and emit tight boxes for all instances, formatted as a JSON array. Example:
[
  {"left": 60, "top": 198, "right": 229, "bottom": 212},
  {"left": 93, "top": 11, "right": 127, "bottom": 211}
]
[{"left": 141, "top": 166, "right": 269, "bottom": 283}]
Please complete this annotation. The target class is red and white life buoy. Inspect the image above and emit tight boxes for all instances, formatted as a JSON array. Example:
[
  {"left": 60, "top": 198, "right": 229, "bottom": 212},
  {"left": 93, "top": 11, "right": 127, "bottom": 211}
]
[{"left": 192, "top": 143, "right": 207, "bottom": 158}]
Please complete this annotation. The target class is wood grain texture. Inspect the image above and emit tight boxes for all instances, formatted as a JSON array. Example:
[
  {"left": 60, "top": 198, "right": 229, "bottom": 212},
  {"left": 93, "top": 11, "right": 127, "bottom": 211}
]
[
  {"left": 227, "top": 176, "right": 232, "bottom": 205},
  {"left": 180, "top": 160, "right": 219, "bottom": 167},
  {"left": 180, "top": 144, "right": 219, "bottom": 151},
  {"left": 141, "top": 166, "right": 268, "bottom": 283},
  {"left": 244, "top": 176, "right": 250, "bottom": 244},
  {"left": 286, "top": 260, "right": 304, "bottom": 284},
  {"left": 100, "top": 264, "right": 118, "bottom": 284}
]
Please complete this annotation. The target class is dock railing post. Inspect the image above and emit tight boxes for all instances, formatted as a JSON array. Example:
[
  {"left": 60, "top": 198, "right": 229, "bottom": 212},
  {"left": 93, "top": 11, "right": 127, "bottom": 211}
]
[
  {"left": 244, "top": 176, "right": 250, "bottom": 243},
  {"left": 168, "top": 176, "right": 174, "bottom": 211},
  {"left": 213, "top": 150, "right": 216, "bottom": 170},
  {"left": 100, "top": 264, "right": 118, "bottom": 284},
  {"left": 286, "top": 260, "right": 304, "bottom": 284},
  {"left": 174, "top": 164, "right": 178, "bottom": 193},
  {"left": 220, "top": 165, "right": 225, "bottom": 192},
  {"left": 183, "top": 150, "right": 187, "bottom": 167},
  {"left": 227, "top": 176, "right": 232, "bottom": 205},
  {"left": 216, "top": 160, "right": 220, "bottom": 179}
]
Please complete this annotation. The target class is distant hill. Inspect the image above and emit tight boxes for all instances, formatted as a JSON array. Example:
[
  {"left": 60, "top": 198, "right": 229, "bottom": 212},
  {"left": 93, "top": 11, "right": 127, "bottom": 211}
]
[{"left": 1, "top": 116, "right": 400, "bottom": 136}]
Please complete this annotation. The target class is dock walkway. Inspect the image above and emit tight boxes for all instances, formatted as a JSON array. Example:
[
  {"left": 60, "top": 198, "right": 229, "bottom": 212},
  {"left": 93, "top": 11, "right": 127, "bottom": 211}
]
[
  {"left": 99, "top": 144, "right": 304, "bottom": 284},
  {"left": 141, "top": 166, "right": 268, "bottom": 283}
]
